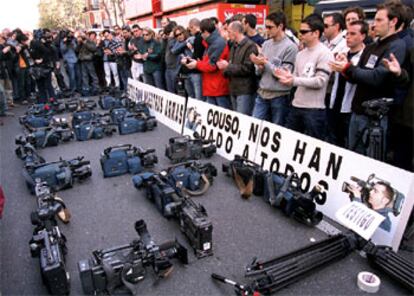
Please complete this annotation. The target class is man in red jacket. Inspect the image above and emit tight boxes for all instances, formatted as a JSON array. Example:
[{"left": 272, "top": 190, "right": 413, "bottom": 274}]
[{"left": 184, "top": 18, "right": 231, "bottom": 109}]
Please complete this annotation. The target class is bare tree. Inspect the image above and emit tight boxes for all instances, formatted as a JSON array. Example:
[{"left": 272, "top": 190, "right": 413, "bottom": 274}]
[
  {"left": 38, "top": 0, "right": 84, "bottom": 29},
  {"left": 116, "top": 0, "right": 125, "bottom": 26},
  {"left": 101, "top": 0, "right": 113, "bottom": 28}
]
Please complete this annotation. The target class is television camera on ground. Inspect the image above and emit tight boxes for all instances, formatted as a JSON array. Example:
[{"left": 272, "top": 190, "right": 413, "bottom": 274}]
[
  {"left": 132, "top": 168, "right": 214, "bottom": 258},
  {"left": 78, "top": 220, "right": 188, "bottom": 295},
  {"left": 29, "top": 180, "right": 71, "bottom": 295}
]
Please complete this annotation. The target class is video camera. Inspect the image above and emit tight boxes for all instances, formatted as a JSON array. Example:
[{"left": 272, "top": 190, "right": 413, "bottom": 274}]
[
  {"left": 118, "top": 112, "right": 157, "bottom": 135},
  {"left": 99, "top": 95, "right": 131, "bottom": 110},
  {"left": 264, "top": 172, "right": 324, "bottom": 226},
  {"left": 100, "top": 144, "right": 158, "bottom": 178},
  {"left": 33, "top": 29, "right": 44, "bottom": 41},
  {"left": 23, "top": 156, "right": 92, "bottom": 194},
  {"left": 223, "top": 155, "right": 323, "bottom": 226},
  {"left": 29, "top": 180, "right": 70, "bottom": 295},
  {"left": 165, "top": 133, "right": 216, "bottom": 163},
  {"left": 166, "top": 161, "right": 217, "bottom": 196},
  {"left": 73, "top": 120, "right": 117, "bottom": 141},
  {"left": 362, "top": 98, "right": 394, "bottom": 119},
  {"left": 132, "top": 172, "right": 213, "bottom": 258},
  {"left": 19, "top": 114, "right": 52, "bottom": 129},
  {"left": 15, "top": 123, "right": 74, "bottom": 149},
  {"left": 23, "top": 103, "right": 54, "bottom": 117},
  {"left": 222, "top": 155, "right": 266, "bottom": 198},
  {"left": 78, "top": 220, "right": 188, "bottom": 295},
  {"left": 32, "top": 180, "right": 71, "bottom": 226},
  {"left": 342, "top": 174, "right": 404, "bottom": 216},
  {"left": 15, "top": 138, "right": 45, "bottom": 166}
]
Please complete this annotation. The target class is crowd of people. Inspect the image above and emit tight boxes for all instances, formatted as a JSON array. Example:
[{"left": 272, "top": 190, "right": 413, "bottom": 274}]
[{"left": 0, "top": 1, "right": 413, "bottom": 171}]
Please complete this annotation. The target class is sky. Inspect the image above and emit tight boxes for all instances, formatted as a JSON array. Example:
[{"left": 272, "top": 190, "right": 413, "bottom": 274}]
[{"left": 0, "top": 0, "right": 40, "bottom": 31}]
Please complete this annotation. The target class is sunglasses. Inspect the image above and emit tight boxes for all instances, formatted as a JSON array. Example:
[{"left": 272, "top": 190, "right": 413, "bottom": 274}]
[
  {"left": 142, "top": 33, "right": 150, "bottom": 37},
  {"left": 265, "top": 25, "right": 276, "bottom": 29},
  {"left": 175, "top": 32, "right": 183, "bottom": 37},
  {"left": 299, "top": 29, "right": 313, "bottom": 35}
]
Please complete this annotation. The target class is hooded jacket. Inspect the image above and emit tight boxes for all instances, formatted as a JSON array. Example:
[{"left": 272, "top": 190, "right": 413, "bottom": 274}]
[{"left": 196, "top": 29, "right": 229, "bottom": 97}]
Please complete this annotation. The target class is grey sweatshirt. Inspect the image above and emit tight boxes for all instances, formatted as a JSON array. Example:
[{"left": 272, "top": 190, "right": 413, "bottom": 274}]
[
  {"left": 292, "top": 42, "right": 333, "bottom": 109},
  {"left": 256, "top": 35, "right": 298, "bottom": 99}
]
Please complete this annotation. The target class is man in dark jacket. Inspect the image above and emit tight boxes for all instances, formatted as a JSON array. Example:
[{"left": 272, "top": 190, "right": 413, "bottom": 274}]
[
  {"left": 30, "top": 38, "right": 55, "bottom": 103},
  {"left": 185, "top": 18, "right": 230, "bottom": 109},
  {"left": 330, "top": 3, "right": 406, "bottom": 157},
  {"left": 181, "top": 18, "right": 205, "bottom": 100},
  {"left": 217, "top": 21, "right": 258, "bottom": 115},
  {"left": 116, "top": 26, "right": 132, "bottom": 93},
  {"left": 78, "top": 32, "right": 100, "bottom": 96},
  {"left": 0, "top": 34, "right": 14, "bottom": 113}
]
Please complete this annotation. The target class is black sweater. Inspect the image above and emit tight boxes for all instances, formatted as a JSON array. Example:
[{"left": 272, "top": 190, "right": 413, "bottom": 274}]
[{"left": 344, "top": 34, "right": 406, "bottom": 115}]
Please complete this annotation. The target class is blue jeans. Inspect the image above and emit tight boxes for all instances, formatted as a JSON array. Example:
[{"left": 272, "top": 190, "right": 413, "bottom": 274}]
[
  {"left": 118, "top": 66, "right": 130, "bottom": 91},
  {"left": 185, "top": 73, "right": 203, "bottom": 100},
  {"left": 231, "top": 94, "right": 255, "bottom": 115},
  {"left": 252, "top": 95, "right": 289, "bottom": 126},
  {"left": 143, "top": 70, "right": 165, "bottom": 90},
  {"left": 206, "top": 96, "right": 231, "bottom": 110},
  {"left": 286, "top": 107, "right": 326, "bottom": 140},
  {"left": 348, "top": 113, "right": 388, "bottom": 157},
  {"left": 165, "top": 68, "right": 178, "bottom": 93},
  {"left": 81, "top": 61, "right": 99, "bottom": 94},
  {"left": 66, "top": 62, "right": 80, "bottom": 92},
  {"left": 0, "top": 81, "right": 6, "bottom": 116}
]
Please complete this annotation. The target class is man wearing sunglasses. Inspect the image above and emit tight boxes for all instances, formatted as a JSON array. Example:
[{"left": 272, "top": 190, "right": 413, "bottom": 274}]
[
  {"left": 323, "top": 13, "right": 347, "bottom": 54},
  {"left": 275, "top": 13, "right": 333, "bottom": 140}
]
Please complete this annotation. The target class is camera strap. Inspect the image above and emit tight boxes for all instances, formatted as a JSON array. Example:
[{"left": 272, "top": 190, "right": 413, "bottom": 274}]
[{"left": 180, "top": 173, "right": 210, "bottom": 197}]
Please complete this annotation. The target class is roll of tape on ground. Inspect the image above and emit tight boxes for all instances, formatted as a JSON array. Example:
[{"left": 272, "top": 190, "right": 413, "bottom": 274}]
[{"left": 357, "top": 271, "right": 381, "bottom": 293}]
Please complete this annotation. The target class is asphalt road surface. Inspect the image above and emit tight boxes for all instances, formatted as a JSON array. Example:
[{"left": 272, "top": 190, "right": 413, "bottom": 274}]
[{"left": 0, "top": 101, "right": 412, "bottom": 295}]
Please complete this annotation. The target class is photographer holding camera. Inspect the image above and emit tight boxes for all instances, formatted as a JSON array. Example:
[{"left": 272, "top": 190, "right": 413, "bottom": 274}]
[
  {"left": 60, "top": 30, "right": 80, "bottom": 95},
  {"left": 77, "top": 32, "right": 100, "bottom": 96},
  {"left": 345, "top": 181, "right": 394, "bottom": 232},
  {"left": 30, "top": 32, "right": 55, "bottom": 103}
]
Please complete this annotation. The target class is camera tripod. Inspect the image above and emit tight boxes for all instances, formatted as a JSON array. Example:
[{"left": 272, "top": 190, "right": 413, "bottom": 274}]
[{"left": 352, "top": 99, "right": 392, "bottom": 162}]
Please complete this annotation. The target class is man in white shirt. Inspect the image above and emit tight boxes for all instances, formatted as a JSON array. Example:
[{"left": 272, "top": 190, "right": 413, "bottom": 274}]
[{"left": 323, "top": 13, "right": 348, "bottom": 55}]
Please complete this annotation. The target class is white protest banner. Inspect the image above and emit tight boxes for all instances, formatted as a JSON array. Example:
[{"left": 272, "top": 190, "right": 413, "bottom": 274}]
[
  {"left": 128, "top": 79, "right": 185, "bottom": 134},
  {"left": 127, "top": 80, "right": 414, "bottom": 250},
  {"left": 183, "top": 98, "right": 263, "bottom": 161},
  {"left": 254, "top": 120, "right": 414, "bottom": 250},
  {"left": 335, "top": 202, "right": 385, "bottom": 240}
]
